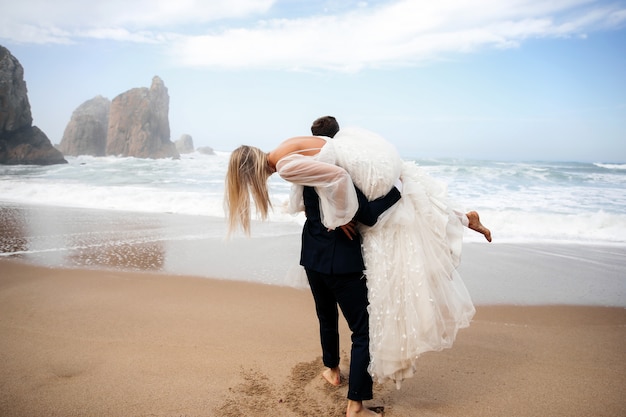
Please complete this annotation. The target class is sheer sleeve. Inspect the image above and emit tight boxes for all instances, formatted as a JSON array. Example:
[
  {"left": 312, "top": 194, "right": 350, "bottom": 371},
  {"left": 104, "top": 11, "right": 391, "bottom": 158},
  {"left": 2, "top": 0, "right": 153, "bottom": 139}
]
[{"left": 276, "top": 153, "right": 358, "bottom": 229}]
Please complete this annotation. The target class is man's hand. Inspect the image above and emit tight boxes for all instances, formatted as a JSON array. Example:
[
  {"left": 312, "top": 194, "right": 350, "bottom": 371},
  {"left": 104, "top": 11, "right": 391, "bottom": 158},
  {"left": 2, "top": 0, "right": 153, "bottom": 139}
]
[{"left": 336, "top": 220, "right": 358, "bottom": 240}]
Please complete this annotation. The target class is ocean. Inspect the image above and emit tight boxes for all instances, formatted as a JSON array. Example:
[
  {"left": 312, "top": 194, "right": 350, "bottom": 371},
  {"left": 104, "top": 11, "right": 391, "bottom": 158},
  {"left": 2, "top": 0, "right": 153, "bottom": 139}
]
[{"left": 1, "top": 152, "right": 625, "bottom": 246}]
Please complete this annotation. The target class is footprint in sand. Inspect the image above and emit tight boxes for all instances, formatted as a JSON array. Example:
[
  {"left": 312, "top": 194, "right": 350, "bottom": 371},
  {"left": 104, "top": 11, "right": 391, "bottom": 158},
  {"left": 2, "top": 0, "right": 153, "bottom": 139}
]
[{"left": 216, "top": 355, "right": 377, "bottom": 417}]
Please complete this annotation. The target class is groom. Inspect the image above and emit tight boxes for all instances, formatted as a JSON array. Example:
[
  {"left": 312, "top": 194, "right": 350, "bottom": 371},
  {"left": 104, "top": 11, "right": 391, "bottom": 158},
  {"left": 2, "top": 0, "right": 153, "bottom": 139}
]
[{"left": 300, "top": 115, "right": 399, "bottom": 417}]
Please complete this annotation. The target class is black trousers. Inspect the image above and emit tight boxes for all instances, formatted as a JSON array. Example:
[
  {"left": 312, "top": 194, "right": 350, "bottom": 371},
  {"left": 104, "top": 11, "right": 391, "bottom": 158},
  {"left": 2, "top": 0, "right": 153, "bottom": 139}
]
[{"left": 305, "top": 268, "right": 373, "bottom": 401}]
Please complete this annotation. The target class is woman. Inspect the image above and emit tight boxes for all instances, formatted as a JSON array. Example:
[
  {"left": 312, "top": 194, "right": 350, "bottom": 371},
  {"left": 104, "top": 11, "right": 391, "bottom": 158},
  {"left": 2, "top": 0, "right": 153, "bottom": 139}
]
[{"left": 225, "top": 132, "right": 491, "bottom": 388}]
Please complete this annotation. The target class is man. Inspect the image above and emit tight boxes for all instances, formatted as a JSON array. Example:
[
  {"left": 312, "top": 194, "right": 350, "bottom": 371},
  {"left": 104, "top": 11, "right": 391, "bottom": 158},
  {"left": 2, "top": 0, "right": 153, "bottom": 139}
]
[
  {"left": 311, "top": 115, "right": 340, "bottom": 138},
  {"left": 300, "top": 120, "right": 400, "bottom": 416}
]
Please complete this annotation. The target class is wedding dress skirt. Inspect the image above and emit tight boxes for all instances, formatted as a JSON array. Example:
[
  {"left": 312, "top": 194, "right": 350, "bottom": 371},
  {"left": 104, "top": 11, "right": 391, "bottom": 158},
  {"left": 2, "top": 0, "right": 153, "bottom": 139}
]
[{"left": 331, "top": 128, "right": 475, "bottom": 387}]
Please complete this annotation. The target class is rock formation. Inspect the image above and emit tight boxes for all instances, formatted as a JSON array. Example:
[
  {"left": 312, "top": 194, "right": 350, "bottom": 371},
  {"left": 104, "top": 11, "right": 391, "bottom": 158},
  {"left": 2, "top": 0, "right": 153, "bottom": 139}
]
[
  {"left": 106, "top": 76, "right": 179, "bottom": 159},
  {"left": 175, "top": 134, "right": 194, "bottom": 154},
  {"left": 0, "top": 45, "right": 66, "bottom": 165},
  {"left": 58, "top": 95, "right": 111, "bottom": 156},
  {"left": 197, "top": 146, "right": 216, "bottom": 155}
]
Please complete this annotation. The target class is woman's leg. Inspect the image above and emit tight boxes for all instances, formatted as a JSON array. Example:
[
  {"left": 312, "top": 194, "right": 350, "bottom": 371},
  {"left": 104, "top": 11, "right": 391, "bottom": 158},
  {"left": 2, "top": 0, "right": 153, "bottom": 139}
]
[{"left": 466, "top": 210, "right": 492, "bottom": 242}]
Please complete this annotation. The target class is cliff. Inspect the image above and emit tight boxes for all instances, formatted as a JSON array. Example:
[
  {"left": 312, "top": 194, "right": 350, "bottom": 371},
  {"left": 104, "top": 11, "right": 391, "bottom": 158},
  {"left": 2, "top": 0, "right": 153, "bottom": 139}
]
[{"left": 0, "top": 45, "right": 66, "bottom": 165}]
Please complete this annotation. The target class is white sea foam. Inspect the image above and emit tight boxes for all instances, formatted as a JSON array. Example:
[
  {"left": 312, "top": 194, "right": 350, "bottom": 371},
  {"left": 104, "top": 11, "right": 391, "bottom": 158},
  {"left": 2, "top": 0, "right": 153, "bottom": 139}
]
[
  {"left": 594, "top": 162, "right": 626, "bottom": 170},
  {"left": 1, "top": 153, "right": 625, "bottom": 245}
]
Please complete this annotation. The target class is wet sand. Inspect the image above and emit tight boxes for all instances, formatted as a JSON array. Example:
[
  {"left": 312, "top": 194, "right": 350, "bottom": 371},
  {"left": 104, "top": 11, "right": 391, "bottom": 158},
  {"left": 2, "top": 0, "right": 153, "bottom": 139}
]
[
  {"left": 1, "top": 203, "right": 624, "bottom": 305},
  {"left": 1, "top": 203, "right": 625, "bottom": 416}
]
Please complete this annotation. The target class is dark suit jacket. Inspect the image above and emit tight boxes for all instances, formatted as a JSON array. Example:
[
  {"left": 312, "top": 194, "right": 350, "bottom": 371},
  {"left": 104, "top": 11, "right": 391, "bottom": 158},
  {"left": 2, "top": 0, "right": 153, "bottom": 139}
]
[{"left": 300, "top": 184, "right": 401, "bottom": 275}]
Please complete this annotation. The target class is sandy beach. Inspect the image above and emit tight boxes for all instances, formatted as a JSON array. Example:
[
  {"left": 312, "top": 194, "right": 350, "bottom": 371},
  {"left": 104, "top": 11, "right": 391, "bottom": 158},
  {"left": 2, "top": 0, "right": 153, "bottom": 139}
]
[{"left": 1, "top": 204, "right": 625, "bottom": 416}]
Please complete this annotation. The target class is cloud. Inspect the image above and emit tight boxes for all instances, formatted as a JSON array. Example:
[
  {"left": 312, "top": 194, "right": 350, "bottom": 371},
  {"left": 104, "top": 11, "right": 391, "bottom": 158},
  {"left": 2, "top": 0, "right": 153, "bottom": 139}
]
[
  {"left": 0, "top": 0, "right": 275, "bottom": 43},
  {"left": 172, "top": 0, "right": 626, "bottom": 71},
  {"left": 1, "top": 0, "right": 624, "bottom": 69}
]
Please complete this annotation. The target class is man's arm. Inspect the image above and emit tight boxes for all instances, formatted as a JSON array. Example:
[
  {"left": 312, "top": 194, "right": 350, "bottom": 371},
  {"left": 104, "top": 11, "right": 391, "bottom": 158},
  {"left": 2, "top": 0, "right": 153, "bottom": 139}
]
[{"left": 354, "top": 185, "right": 401, "bottom": 227}]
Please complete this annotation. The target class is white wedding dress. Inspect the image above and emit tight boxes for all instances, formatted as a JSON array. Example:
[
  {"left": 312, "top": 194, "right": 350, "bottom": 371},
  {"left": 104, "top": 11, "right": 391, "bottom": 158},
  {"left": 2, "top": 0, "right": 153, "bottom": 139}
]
[{"left": 327, "top": 128, "right": 475, "bottom": 387}]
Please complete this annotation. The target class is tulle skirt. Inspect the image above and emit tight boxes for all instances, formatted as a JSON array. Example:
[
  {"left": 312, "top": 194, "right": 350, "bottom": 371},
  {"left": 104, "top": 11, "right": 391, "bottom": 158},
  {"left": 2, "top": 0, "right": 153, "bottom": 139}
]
[{"left": 361, "top": 161, "right": 474, "bottom": 388}]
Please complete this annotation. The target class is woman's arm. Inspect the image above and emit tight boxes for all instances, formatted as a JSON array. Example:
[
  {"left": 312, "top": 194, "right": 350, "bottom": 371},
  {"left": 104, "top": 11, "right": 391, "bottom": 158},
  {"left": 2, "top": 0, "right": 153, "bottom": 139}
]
[{"left": 276, "top": 154, "right": 358, "bottom": 229}]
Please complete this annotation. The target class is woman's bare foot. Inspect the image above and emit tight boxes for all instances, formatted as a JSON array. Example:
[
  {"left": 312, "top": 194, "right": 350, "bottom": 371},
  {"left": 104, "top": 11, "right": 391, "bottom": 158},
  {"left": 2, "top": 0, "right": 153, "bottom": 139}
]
[
  {"left": 466, "top": 211, "right": 492, "bottom": 242},
  {"left": 346, "top": 400, "right": 382, "bottom": 417},
  {"left": 322, "top": 367, "right": 341, "bottom": 386}
]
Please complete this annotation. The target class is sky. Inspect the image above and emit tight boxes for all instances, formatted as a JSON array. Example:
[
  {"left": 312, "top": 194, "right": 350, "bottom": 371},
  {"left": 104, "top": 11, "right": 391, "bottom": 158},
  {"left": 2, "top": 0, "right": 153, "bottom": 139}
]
[{"left": 1, "top": 0, "right": 625, "bottom": 162}]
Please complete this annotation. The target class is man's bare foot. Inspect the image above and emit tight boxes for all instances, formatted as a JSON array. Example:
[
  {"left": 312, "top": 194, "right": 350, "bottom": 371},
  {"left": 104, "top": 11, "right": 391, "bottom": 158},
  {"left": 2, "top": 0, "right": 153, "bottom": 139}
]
[
  {"left": 346, "top": 400, "right": 382, "bottom": 417},
  {"left": 467, "top": 211, "right": 492, "bottom": 242},
  {"left": 322, "top": 367, "right": 341, "bottom": 386}
]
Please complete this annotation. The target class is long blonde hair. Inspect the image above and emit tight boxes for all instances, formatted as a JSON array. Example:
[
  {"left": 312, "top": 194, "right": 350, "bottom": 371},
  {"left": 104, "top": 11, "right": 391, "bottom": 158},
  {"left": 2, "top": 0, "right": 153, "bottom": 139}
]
[{"left": 225, "top": 145, "right": 273, "bottom": 235}]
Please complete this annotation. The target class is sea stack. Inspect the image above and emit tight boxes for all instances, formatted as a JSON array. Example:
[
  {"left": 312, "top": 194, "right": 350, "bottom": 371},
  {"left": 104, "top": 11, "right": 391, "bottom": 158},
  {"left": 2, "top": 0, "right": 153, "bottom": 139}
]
[
  {"left": 58, "top": 95, "right": 111, "bottom": 156},
  {"left": 106, "top": 76, "right": 179, "bottom": 159}
]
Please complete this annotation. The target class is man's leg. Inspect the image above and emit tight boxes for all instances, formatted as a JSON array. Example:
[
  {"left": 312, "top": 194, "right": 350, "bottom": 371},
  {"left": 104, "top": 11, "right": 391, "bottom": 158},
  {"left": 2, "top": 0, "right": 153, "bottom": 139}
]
[
  {"left": 331, "top": 273, "right": 373, "bottom": 401},
  {"left": 305, "top": 269, "right": 340, "bottom": 371}
]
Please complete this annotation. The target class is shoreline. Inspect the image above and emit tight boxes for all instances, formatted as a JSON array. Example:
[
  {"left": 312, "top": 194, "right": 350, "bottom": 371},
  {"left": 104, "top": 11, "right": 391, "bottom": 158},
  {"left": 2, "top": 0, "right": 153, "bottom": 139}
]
[
  {"left": 1, "top": 259, "right": 624, "bottom": 417},
  {"left": 1, "top": 202, "right": 625, "bottom": 306}
]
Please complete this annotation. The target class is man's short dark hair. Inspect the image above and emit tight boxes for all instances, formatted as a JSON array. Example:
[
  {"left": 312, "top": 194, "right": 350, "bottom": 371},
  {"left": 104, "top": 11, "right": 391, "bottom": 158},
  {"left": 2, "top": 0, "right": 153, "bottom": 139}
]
[{"left": 311, "top": 116, "right": 340, "bottom": 138}]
